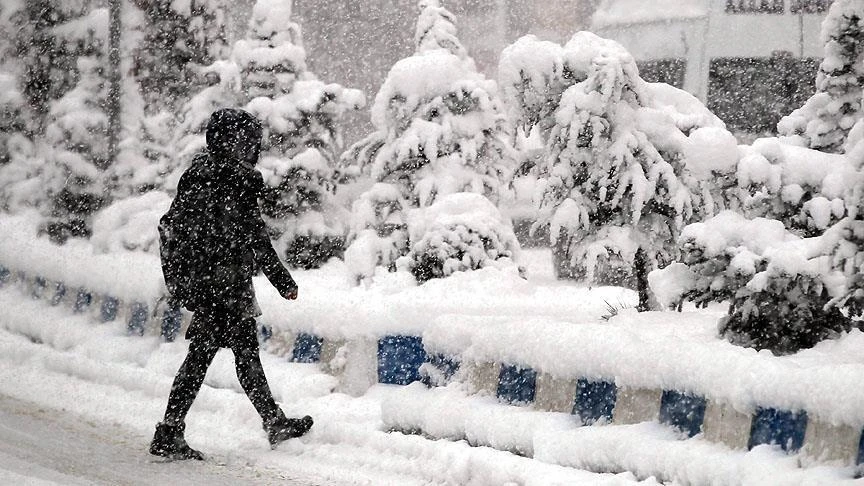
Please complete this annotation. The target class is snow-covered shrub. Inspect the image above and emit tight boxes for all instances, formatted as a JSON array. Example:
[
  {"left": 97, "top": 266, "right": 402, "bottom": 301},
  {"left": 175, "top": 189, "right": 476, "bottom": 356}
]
[
  {"left": 344, "top": 183, "right": 409, "bottom": 283},
  {"left": 736, "top": 138, "right": 857, "bottom": 236},
  {"left": 649, "top": 210, "right": 859, "bottom": 355},
  {"left": 513, "top": 32, "right": 734, "bottom": 308},
  {"left": 342, "top": 0, "right": 518, "bottom": 284},
  {"left": 778, "top": 0, "right": 864, "bottom": 153},
  {"left": 406, "top": 193, "right": 521, "bottom": 283},
  {"left": 237, "top": 0, "right": 364, "bottom": 268},
  {"left": 257, "top": 148, "right": 349, "bottom": 268},
  {"left": 90, "top": 191, "right": 172, "bottom": 254}
]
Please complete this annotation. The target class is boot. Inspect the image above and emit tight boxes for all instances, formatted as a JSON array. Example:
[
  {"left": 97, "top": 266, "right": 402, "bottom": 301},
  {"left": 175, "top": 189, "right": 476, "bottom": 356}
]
[
  {"left": 149, "top": 422, "right": 205, "bottom": 461},
  {"left": 264, "top": 410, "right": 313, "bottom": 446}
]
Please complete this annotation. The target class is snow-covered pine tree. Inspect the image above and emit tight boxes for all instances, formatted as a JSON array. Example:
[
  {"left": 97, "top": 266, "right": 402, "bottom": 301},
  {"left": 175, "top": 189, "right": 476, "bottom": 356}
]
[
  {"left": 341, "top": 0, "right": 519, "bottom": 283},
  {"left": 778, "top": 0, "right": 864, "bottom": 153},
  {"left": 0, "top": 71, "right": 35, "bottom": 209},
  {"left": 498, "top": 35, "right": 574, "bottom": 164},
  {"left": 131, "top": 0, "right": 228, "bottom": 112},
  {"left": 0, "top": 1, "right": 33, "bottom": 206},
  {"left": 828, "top": 184, "right": 864, "bottom": 319},
  {"left": 0, "top": 74, "right": 24, "bottom": 166},
  {"left": 123, "top": 0, "right": 230, "bottom": 197},
  {"left": 42, "top": 45, "right": 110, "bottom": 242},
  {"left": 12, "top": 0, "right": 80, "bottom": 136},
  {"left": 0, "top": 3, "right": 25, "bottom": 159},
  {"left": 172, "top": 58, "right": 243, "bottom": 176},
  {"left": 238, "top": 0, "right": 364, "bottom": 269},
  {"left": 534, "top": 32, "right": 737, "bottom": 309}
]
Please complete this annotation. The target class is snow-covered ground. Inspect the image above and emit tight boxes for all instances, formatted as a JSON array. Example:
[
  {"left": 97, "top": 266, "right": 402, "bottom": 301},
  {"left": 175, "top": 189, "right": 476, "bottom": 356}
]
[
  {"left": 0, "top": 258, "right": 655, "bottom": 486},
  {"left": 1, "top": 249, "right": 860, "bottom": 484}
]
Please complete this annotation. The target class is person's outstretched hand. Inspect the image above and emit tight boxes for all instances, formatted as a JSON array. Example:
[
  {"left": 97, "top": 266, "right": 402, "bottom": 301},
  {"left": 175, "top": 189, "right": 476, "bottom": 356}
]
[{"left": 282, "top": 287, "right": 298, "bottom": 301}]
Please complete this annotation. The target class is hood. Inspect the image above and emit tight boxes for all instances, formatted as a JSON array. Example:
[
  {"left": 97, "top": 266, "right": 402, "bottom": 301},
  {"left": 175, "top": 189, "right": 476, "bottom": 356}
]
[{"left": 205, "top": 108, "right": 263, "bottom": 169}]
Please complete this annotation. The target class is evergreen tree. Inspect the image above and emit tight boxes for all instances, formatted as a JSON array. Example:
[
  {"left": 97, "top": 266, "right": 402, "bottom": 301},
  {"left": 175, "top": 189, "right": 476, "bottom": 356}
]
[
  {"left": 42, "top": 53, "right": 110, "bottom": 242},
  {"left": 498, "top": 35, "right": 575, "bottom": 161},
  {"left": 342, "top": 0, "right": 519, "bottom": 283},
  {"left": 829, "top": 190, "right": 864, "bottom": 319},
  {"left": 0, "top": 1, "right": 37, "bottom": 208},
  {"left": 0, "top": 72, "right": 35, "bottom": 210},
  {"left": 532, "top": 32, "right": 736, "bottom": 309},
  {"left": 124, "top": 0, "right": 230, "bottom": 196},
  {"left": 778, "top": 0, "right": 864, "bottom": 153},
  {"left": 237, "top": 0, "right": 364, "bottom": 269},
  {"left": 13, "top": 0, "right": 78, "bottom": 136},
  {"left": 0, "top": 73, "right": 24, "bottom": 166},
  {"left": 414, "top": 0, "right": 468, "bottom": 59},
  {"left": 172, "top": 59, "right": 243, "bottom": 169},
  {"left": 131, "top": 0, "right": 228, "bottom": 112}
]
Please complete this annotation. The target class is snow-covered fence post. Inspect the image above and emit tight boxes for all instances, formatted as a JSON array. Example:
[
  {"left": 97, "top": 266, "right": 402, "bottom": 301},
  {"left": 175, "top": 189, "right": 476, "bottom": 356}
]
[
  {"left": 99, "top": 295, "right": 119, "bottom": 322},
  {"left": 496, "top": 364, "right": 537, "bottom": 406},
  {"left": 160, "top": 302, "right": 182, "bottom": 342},
  {"left": 377, "top": 335, "right": 426, "bottom": 386},
  {"left": 747, "top": 408, "right": 808, "bottom": 453},
  {"left": 73, "top": 288, "right": 92, "bottom": 313},
  {"left": 127, "top": 302, "right": 148, "bottom": 336},
  {"left": 291, "top": 333, "right": 324, "bottom": 363}
]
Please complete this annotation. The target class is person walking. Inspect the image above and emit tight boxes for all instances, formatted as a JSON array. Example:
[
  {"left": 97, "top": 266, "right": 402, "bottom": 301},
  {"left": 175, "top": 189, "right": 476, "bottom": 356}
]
[{"left": 150, "top": 108, "right": 313, "bottom": 461}]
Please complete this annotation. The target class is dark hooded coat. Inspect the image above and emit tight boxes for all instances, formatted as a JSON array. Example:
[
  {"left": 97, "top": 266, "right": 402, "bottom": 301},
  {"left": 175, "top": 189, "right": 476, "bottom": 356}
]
[{"left": 161, "top": 109, "right": 296, "bottom": 348}]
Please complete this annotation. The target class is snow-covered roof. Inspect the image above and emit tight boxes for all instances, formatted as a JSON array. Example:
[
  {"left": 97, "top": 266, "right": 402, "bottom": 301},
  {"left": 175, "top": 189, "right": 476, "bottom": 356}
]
[{"left": 591, "top": 0, "right": 709, "bottom": 29}]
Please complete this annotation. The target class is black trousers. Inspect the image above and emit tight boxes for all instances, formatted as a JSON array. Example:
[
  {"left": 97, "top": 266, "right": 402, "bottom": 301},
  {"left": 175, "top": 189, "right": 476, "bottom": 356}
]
[{"left": 162, "top": 315, "right": 279, "bottom": 426}]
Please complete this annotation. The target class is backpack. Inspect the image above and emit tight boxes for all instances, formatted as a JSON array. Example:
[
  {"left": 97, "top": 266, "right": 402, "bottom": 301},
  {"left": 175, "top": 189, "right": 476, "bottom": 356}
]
[
  {"left": 158, "top": 169, "right": 237, "bottom": 310},
  {"left": 158, "top": 201, "right": 199, "bottom": 309}
]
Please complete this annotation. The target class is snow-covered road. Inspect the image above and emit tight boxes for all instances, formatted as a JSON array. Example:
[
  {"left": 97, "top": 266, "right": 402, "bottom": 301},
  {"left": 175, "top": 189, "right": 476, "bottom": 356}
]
[
  {"left": 0, "top": 284, "right": 649, "bottom": 485},
  {"left": 0, "top": 393, "right": 320, "bottom": 486}
]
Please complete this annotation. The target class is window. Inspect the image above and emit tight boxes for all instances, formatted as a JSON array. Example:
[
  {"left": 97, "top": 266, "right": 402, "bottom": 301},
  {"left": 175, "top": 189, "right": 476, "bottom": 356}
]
[
  {"left": 637, "top": 59, "right": 687, "bottom": 89},
  {"left": 790, "top": 0, "right": 833, "bottom": 13},
  {"left": 707, "top": 53, "right": 819, "bottom": 134},
  {"left": 726, "top": 0, "right": 785, "bottom": 14}
]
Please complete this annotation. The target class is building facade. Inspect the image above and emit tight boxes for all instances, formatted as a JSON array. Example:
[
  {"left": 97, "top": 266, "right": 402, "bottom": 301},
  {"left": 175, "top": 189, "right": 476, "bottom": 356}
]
[{"left": 592, "top": 0, "right": 832, "bottom": 135}]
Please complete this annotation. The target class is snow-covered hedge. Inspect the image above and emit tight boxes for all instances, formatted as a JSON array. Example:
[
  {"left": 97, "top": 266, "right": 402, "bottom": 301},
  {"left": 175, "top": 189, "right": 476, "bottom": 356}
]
[
  {"left": 90, "top": 191, "right": 172, "bottom": 254},
  {"left": 406, "top": 193, "right": 522, "bottom": 283},
  {"left": 650, "top": 211, "right": 856, "bottom": 354}
]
